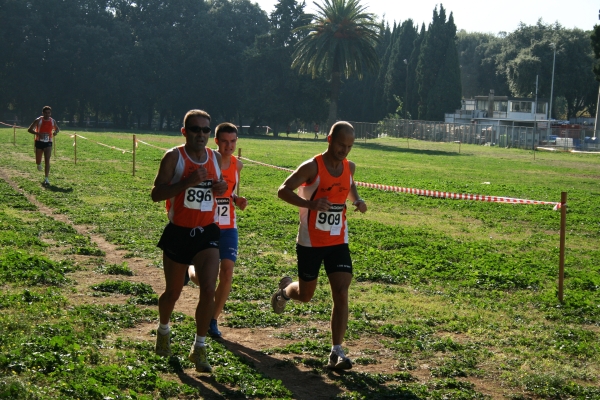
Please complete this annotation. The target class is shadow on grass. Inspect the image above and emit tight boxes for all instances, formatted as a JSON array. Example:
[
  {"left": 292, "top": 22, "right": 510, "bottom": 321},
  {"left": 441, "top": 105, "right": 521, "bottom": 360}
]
[
  {"left": 219, "top": 337, "right": 342, "bottom": 400},
  {"left": 42, "top": 183, "right": 74, "bottom": 193}
]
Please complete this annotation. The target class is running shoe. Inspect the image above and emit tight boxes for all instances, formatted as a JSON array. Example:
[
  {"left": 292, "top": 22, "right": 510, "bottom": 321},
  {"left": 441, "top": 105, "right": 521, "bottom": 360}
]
[
  {"left": 327, "top": 350, "right": 353, "bottom": 370},
  {"left": 208, "top": 318, "right": 221, "bottom": 338},
  {"left": 154, "top": 330, "right": 172, "bottom": 357},
  {"left": 188, "top": 345, "right": 212, "bottom": 373},
  {"left": 271, "top": 276, "right": 292, "bottom": 314},
  {"left": 43, "top": 178, "right": 49, "bottom": 186},
  {"left": 37, "top": 164, "right": 42, "bottom": 171}
]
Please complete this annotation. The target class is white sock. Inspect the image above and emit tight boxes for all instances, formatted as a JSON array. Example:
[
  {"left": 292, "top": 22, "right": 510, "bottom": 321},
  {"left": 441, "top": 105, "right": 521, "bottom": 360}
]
[
  {"left": 195, "top": 335, "right": 206, "bottom": 348},
  {"left": 331, "top": 344, "right": 343, "bottom": 355},
  {"left": 157, "top": 323, "right": 169, "bottom": 335}
]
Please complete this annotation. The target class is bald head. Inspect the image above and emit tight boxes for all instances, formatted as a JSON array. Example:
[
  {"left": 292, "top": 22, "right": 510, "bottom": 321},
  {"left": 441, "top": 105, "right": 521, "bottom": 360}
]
[{"left": 328, "top": 121, "right": 355, "bottom": 143}]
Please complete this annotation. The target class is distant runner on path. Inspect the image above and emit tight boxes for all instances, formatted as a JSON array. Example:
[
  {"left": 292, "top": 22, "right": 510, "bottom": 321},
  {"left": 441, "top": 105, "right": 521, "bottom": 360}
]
[
  {"left": 28, "top": 106, "right": 59, "bottom": 186},
  {"left": 151, "top": 109, "right": 227, "bottom": 373},
  {"left": 271, "top": 121, "right": 367, "bottom": 370},
  {"left": 187, "top": 122, "right": 247, "bottom": 338}
]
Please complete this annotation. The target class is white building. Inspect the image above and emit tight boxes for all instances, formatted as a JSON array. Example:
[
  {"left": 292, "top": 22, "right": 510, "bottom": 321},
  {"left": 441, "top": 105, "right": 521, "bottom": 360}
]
[{"left": 445, "top": 90, "right": 549, "bottom": 128}]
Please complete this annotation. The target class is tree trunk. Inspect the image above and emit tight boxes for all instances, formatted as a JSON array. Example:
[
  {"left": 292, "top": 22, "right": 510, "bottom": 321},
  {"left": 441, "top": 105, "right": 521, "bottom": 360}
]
[
  {"left": 159, "top": 111, "right": 165, "bottom": 131},
  {"left": 327, "top": 71, "right": 342, "bottom": 130}
]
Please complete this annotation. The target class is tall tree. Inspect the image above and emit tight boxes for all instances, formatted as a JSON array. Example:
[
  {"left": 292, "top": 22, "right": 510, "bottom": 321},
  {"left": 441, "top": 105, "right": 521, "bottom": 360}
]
[
  {"left": 242, "top": 0, "right": 327, "bottom": 135},
  {"left": 405, "top": 23, "right": 425, "bottom": 120},
  {"left": 416, "top": 5, "right": 461, "bottom": 121},
  {"left": 291, "top": 0, "right": 380, "bottom": 128},
  {"left": 383, "top": 19, "right": 417, "bottom": 117},
  {"left": 592, "top": 24, "right": 600, "bottom": 82}
]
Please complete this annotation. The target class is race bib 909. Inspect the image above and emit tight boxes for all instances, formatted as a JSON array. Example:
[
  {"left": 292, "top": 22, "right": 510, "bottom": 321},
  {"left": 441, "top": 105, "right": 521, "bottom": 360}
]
[{"left": 315, "top": 204, "right": 344, "bottom": 235}]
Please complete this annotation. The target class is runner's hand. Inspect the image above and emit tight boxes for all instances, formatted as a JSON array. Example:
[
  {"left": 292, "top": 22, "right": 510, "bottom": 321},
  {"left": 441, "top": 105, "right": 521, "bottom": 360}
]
[
  {"left": 213, "top": 179, "right": 227, "bottom": 196},
  {"left": 311, "top": 197, "right": 332, "bottom": 211}
]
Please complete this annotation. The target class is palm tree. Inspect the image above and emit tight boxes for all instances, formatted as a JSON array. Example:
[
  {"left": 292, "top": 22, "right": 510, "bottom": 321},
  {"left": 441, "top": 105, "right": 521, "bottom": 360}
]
[{"left": 291, "top": 0, "right": 380, "bottom": 128}]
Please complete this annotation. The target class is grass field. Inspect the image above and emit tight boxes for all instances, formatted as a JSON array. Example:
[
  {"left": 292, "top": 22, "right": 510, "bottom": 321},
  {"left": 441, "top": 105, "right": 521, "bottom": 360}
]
[{"left": 0, "top": 126, "right": 599, "bottom": 399}]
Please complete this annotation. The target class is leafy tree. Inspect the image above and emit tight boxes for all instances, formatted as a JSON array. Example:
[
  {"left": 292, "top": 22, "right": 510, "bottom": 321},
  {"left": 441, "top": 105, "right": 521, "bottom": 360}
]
[
  {"left": 497, "top": 21, "right": 596, "bottom": 119},
  {"left": 291, "top": 0, "right": 380, "bottom": 128},
  {"left": 242, "top": 0, "right": 327, "bottom": 135}
]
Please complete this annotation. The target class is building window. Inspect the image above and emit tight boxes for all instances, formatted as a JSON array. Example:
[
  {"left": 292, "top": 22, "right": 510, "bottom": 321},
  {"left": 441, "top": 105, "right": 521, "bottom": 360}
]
[
  {"left": 511, "top": 101, "right": 532, "bottom": 112},
  {"left": 494, "top": 101, "right": 507, "bottom": 112},
  {"left": 536, "top": 102, "right": 546, "bottom": 114}
]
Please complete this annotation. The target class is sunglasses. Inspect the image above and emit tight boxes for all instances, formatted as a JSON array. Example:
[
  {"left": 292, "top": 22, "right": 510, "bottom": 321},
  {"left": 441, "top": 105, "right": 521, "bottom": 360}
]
[{"left": 186, "top": 126, "right": 211, "bottom": 134}]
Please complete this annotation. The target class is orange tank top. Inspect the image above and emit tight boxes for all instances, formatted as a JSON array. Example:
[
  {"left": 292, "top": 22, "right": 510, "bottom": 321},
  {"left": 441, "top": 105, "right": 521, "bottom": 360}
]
[
  {"left": 216, "top": 156, "right": 238, "bottom": 229},
  {"left": 297, "top": 154, "right": 352, "bottom": 247},
  {"left": 166, "top": 146, "right": 221, "bottom": 228},
  {"left": 36, "top": 118, "right": 55, "bottom": 142}
]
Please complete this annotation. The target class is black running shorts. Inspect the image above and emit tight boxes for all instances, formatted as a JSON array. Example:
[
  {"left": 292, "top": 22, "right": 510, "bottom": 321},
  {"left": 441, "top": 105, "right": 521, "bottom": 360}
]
[
  {"left": 157, "top": 222, "right": 220, "bottom": 265},
  {"left": 296, "top": 243, "right": 352, "bottom": 282}
]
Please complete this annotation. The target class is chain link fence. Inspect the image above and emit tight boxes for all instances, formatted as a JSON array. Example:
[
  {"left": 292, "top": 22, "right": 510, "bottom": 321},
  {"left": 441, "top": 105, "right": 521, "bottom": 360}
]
[{"left": 347, "top": 119, "right": 599, "bottom": 152}]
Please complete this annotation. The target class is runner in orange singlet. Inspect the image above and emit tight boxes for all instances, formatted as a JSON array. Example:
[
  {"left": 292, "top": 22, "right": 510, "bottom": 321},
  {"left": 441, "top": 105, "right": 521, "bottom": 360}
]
[
  {"left": 151, "top": 109, "right": 227, "bottom": 373},
  {"left": 271, "top": 121, "right": 367, "bottom": 370},
  {"left": 188, "top": 122, "right": 247, "bottom": 338},
  {"left": 27, "top": 106, "right": 60, "bottom": 186}
]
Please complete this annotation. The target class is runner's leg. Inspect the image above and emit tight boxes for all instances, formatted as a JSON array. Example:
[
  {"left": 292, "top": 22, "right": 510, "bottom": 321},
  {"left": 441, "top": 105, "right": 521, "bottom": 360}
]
[
  {"left": 327, "top": 271, "right": 352, "bottom": 345},
  {"left": 158, "top": 254, "right": 188, "bottom": 325},
  {"left": 192, "top": 248, "right": 220, "bottom": 336}
]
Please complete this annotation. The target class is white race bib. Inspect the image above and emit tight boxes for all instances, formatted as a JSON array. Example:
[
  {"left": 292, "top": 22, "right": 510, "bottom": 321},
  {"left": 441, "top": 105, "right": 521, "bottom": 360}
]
[
  {"left": 40, "top": 133, "right": 50, "bottom": 142},
  {"left": 184, "top": 181, "right": 213, "bottom": 211},
  {"left": 315, "top": 204, "right": 344, "bottom": 235},
  {"left": 216, "top": 197, "right": 231, "bottom": 225}
]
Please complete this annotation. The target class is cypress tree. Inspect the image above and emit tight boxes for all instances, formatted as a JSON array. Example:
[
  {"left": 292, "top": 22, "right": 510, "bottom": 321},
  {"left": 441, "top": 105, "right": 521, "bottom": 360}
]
[
  {"left": 416, "top": 5, "right": 461, "bottom": 121},
  {"left": 383, "top": 19, "right": 418, "bottom": 117},
  {"left": 406, "top": 23, "right": 425, "bottom": 120}
]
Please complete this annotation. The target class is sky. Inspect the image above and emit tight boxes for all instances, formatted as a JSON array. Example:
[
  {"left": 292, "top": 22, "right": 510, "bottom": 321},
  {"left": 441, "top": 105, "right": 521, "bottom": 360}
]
[{"left": 251, "top": 0, "right": 599, "bottom": 34}]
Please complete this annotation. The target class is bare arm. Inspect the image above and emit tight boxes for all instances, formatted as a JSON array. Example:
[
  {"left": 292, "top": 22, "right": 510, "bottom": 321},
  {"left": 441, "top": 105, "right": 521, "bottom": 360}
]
[
  {"left": 233, "top": 160, "right": 247, "bottom": 210},
  {"left": 277, "top": 160, "right": 331, "bottom": 212},
  {"left": 151, "top": 150, "right": 209, "bottom": 202},
  {"left": 27, "top": 118, "right": 40, "bottom": 135},
  {"left": 346, "top": 161, "right": 367, "bottom": 213},
  {"left": 212, "top": 151, "right": 227, "bottom": 196}
]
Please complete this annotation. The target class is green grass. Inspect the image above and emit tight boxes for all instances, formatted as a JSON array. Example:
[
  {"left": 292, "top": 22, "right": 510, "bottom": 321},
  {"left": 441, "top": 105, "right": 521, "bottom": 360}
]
[{"left": 1, "top": 126, "right": 599, "bottom": 398}]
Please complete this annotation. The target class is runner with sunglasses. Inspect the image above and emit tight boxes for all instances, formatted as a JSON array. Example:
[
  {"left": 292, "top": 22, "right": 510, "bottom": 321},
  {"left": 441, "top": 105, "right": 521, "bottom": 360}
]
[
  {"left": 187, "top": 122, "right": 247, "bottom": 338},
  {"left": 151, "top": 109, "right": 228, "bottom": 373}
]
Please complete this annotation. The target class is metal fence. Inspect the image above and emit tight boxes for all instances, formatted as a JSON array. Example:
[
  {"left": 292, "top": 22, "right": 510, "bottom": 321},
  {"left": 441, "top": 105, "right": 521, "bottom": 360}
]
[{"left": 347, "top": 119, "right": 600, "bottom": 152}]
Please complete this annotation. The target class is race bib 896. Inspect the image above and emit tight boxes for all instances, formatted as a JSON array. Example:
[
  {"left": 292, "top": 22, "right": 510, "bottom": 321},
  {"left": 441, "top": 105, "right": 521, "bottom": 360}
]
[{"left": 184, "top": 181, "right": 213, "bottom": 211}]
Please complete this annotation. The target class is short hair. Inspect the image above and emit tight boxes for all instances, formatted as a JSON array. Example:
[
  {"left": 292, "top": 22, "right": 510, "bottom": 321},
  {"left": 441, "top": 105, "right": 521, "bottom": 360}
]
[
  {"left": 183, "top": 109, "right": 211, "bottom": 127},
  {"left": 215, "top": 122, "right": 238, "bottom": 140},
  {"left": 42, "top": 106, "right": 52, "bottom": 112},
  {"left": 328, "top": 121, "right": 354, "bottom": 142}
]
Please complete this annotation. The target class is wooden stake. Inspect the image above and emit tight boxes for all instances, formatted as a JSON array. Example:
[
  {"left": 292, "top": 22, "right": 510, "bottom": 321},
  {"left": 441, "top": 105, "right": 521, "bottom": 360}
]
[
  {"left": 133, "top": 134, "right": 136, "bottom": 176},
  {"left": 13, "top": 124, "right": 16, "bottom": 146},
  {"left": 237, "top": 148, "right": 241, "bottom": 197},
  {"left": 74, "top": 134, "right": 77, "bottom": 165},
  {"left": 558, "top": 191, "right": 567, "bottom": 303}
]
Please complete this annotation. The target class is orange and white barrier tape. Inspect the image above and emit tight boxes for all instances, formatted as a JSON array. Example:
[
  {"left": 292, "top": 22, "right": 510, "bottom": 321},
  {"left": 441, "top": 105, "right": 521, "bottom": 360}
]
[
  {"left": 136, "top": 139, "right": 169, "bottom": 152},
  {"left": 240, "top": 156, "right": 561, "bottom": 210},
  {"left": 70, "top": 134, "right": 132, "bottom": 154},
  {"left": 0, "top": 121, "right": 26, "bottom": 129}
]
